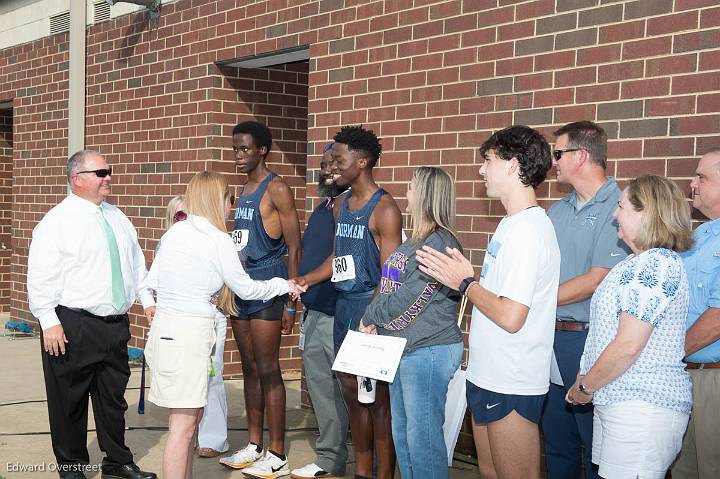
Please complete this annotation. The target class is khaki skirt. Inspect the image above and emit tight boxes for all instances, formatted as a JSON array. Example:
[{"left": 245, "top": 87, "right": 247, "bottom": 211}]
[{"left": 145, "top": 310, "right": 216, "bottom": 409}]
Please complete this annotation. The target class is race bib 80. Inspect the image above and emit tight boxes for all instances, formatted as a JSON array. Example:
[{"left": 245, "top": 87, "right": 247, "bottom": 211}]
[{"left": 331, "top": 254, "right": 356, "bottom": 283}]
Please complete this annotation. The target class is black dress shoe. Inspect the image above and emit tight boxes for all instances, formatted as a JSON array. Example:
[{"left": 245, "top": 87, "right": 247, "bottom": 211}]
[{"left": 101, "top": 463, "right": 157, "bottom": 479}]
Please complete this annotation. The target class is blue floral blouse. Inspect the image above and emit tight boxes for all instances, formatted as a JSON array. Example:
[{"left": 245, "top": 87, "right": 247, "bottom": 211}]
[{"left": 580, "top": 248, "right": 692, "bottom": 414}]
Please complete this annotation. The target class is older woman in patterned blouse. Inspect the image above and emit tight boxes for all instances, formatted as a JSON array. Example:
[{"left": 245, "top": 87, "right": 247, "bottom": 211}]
[{"left": 567, "top": 175, "right": 694, "bottom": 479}]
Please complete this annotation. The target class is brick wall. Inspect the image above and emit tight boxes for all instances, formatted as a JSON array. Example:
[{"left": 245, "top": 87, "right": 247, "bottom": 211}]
[
  {"left": 0, "top": 108, "right": 11, "bottom": 312},
  {"left": 215, "top": 62, "right": 309, "bottom": 375},
  {"left": 1, "top": 32, "right": 70, "bottom": 324},
  {"left": 0, "top": 0, "right": 719, "bottom": 457}
]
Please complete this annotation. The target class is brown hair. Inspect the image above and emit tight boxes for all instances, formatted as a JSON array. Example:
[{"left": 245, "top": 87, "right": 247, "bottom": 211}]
[
  {"left": 410, "top": 166, "right": 459, "bottom": 244},
  {"left": 553, "top": 121, "right": 607, "bottom": 169}
]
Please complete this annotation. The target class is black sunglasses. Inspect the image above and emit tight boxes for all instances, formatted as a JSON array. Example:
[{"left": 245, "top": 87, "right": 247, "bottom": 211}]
[
  {"left": 552, "top": 148, "right": 581, "bottom": 162},
  {"left": 76, "top": 167, "right": 112, "bottom": 178},
  {"left": 173, "top": 210, "right": 187, "bottom": 222}
]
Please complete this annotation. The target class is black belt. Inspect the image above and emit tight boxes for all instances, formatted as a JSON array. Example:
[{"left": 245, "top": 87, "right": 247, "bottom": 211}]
[{"left": 57, "top": 305, "right": 127, "bottom": 323}]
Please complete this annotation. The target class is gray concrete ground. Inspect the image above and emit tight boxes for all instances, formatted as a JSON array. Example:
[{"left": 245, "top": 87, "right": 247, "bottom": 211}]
[{"left": 0, "top": 332, "right": 478, "bottom": 478}]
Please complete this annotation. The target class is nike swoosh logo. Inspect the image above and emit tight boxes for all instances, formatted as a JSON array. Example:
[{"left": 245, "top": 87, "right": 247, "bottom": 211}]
[
  {"left": 245, "top": 200, "right": 254, "bottom": 204},
  {"left": 486, "top": 402, "right": 501, "bottom": 410},
  {"left": 355, "top": 216, "right": 363, "bottom": 220},
  {"left": 271, "top": 464, "right": 286, "bottom": 472},
  {"left": 610, "top": 252, "right": 622, "bottom": 257}
]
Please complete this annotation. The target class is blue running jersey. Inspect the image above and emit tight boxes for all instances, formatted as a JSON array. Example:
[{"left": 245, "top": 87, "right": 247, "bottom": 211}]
[
  {"left": 232, "top": 173, "right": 288, "bottom": 315},
  {"left": 333, "top": 188, "right": 385, "bottom": 295}
]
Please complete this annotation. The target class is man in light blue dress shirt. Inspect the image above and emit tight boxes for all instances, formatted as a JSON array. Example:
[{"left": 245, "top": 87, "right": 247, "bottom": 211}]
[{"left": 673, "top": 148, "right": 720, "bottom": 479}]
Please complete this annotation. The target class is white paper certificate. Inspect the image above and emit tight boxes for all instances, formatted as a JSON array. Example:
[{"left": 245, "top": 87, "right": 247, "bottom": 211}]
[{"left": 332, "top": 331, "right": 407, "bottom": 383}]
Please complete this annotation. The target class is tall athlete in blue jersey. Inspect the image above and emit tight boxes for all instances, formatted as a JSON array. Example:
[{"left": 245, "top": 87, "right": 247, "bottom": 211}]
[
  {"left": 298, "top": 126, "right": 403, "bottom": 479},
  {"left": 220, "top": 121, "right": 301, "bottom": 478}
]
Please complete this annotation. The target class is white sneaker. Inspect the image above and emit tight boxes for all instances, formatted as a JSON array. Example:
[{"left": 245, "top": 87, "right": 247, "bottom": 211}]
[
  {"left": 290, "top": 463, "right": 336, "bottom": 478},
  {"left": 218, "top": 443, "right": 263, "bottom": 469},
  {"left": 242, "top": 450, "right": 290, "bottom": 478}
]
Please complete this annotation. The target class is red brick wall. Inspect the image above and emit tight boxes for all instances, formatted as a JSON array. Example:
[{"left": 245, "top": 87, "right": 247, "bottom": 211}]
[
  {"left": 215, "top": 62, "right": 309, "bottom": 375},
  {"left": 0, "top": 108, "right": 11, "bottom": 312},
  {"left": 1, "top": 0, "right": 719, "bottom": 456},
  {"left": 1, "top": 32, "right": 70, "bottom": 323}
]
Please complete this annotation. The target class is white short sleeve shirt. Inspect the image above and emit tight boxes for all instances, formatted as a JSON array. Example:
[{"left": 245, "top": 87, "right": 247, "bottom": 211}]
[{"left": 466, "top": 206, "right": 561, "bottom": 395}]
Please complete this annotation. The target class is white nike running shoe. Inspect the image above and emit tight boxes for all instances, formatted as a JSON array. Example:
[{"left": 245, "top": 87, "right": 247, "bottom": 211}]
[
  {"left": 218, "top": 442, "right": 263, "bottom": 470},
  {"left": 290, "top": 463, "right": 337, "bottom": 478},
  {"left": 242, "top": 450, "right": 290, "bottom": 478}
]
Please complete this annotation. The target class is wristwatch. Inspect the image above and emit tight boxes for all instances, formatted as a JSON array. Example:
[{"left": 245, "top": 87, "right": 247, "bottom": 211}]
[
  {"left": 578, "top": 379, "right": 594, "bottom": 396},
  {"left": 458, "top": 277, "right": 476, "bottom": 295}
]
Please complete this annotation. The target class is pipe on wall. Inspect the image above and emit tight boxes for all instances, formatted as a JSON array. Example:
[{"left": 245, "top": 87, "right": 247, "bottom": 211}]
[{"left": 68, "top": 1, "right": 85, "bottom": 158}]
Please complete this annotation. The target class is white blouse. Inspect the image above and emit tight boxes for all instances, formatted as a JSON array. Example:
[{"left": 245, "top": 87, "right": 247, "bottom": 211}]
[
  {"left": 143, "top": 215, "right": 289, "bottom": 316},
  {"left": 581, "top": 248, "right": 692, "bottom": 414}
]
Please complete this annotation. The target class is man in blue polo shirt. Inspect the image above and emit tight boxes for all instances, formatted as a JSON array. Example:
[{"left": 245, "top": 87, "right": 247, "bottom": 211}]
[
  {"left": 541, "top": 121, "right": 628, "bottom": 479},
  {"left": 673, "top": 148, "right": 720, "bottom": 479}
]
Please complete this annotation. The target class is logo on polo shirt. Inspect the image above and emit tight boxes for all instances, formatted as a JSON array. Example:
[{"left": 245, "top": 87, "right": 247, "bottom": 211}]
[{"left": 582, "top": 213, "right": 598, "bottom": 227}]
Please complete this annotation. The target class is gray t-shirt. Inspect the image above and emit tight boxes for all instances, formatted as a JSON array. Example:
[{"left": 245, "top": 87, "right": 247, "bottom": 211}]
[
  {"left": 548, "top": 177, "right": 630, "bottom": 323},
  {"left": 362, "top": 229, "right": 463, "bottom": 352}
]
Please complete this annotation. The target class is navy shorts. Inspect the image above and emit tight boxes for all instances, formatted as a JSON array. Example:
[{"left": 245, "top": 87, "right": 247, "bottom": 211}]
[
  {"left": 333, "top": 294, "right": 373, "bottom": 353},
  {"left": 466, "top": 381, "right": 547, "bottom": 425}
]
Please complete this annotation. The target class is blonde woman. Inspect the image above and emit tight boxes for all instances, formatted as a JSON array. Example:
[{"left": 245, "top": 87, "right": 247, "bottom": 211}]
[
  {"left": 164, "top": 194, "right": 186, "bottom": 231},
  {"left": 359, "top": 166, "right": 463, "bottom": 479},
  {"left": 161, "top": 194, "right": 231, "bottom": 459},
  {"left": 567, "top": 175, "right": 693, "bottom": 479},
  {"left": 142, "top": 171, "right": 302, "bottom": 479}
]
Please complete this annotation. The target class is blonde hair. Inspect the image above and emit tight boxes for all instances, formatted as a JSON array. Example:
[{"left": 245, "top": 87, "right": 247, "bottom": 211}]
[
  {"left": 185, "top": 171, "right": 237, "bottom": 315},
  {"left": 626, "top": 175, "right": 694, "bottom": 253},
  {"left": 410, "top": 167, "right": 459, "bottom": 244},
  {"left": 164, "top": 195, "right": 184, "bottom": 231}
]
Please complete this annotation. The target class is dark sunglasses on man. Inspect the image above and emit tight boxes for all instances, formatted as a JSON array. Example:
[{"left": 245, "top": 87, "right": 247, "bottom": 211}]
[
  {"left": 76, "top": 167, "right": 112, "bottom": 178},
  {"left": 552, "top": 148, "right": 582, "bottom": 162}
]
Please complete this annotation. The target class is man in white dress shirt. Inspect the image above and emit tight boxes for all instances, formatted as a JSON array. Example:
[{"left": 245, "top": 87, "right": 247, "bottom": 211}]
[{"left": 27, "top": 150, "right": 157, "bottom": 479}]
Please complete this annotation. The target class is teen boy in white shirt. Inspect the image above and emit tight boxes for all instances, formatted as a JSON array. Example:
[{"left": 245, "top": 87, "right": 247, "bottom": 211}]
[{"left": 416, "top": 125, "right": 560, "bottom": 479}]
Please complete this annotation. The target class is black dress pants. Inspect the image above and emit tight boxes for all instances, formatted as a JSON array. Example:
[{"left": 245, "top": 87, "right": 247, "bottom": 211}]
[{"left": 40, "top": 306, "right": 134, "bottom": 474}]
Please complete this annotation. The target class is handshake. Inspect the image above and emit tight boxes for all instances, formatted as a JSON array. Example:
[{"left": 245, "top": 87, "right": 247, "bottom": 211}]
[{"left": 287, "top": 277, "right": 308, "bottom": 301}]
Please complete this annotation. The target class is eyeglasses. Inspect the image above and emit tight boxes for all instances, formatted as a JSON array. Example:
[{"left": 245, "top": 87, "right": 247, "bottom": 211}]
[
  {"left": 173, "top": 210, "right": 187, "bottom": 222},
  {"left": 552, "top": 149, "right": 582, "bottom": 162},
  {"left": 76, "top": 167, "right": 112, "bottom": 178}
]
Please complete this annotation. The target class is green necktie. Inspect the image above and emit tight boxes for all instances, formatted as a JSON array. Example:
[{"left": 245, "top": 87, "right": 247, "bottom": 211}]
[{"left": 96, "top": 206, "right": 126, "bottom": 310}]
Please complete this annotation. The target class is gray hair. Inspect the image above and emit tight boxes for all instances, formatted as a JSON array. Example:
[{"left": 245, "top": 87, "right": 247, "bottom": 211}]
[{"left": 67, "top": 149, "right": 102, "bottom": 183}]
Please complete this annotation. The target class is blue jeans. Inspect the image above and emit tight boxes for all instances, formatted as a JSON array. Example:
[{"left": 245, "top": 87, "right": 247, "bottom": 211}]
[{"left": 389, "top": 342, "right": 463, "bottom": 479}]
